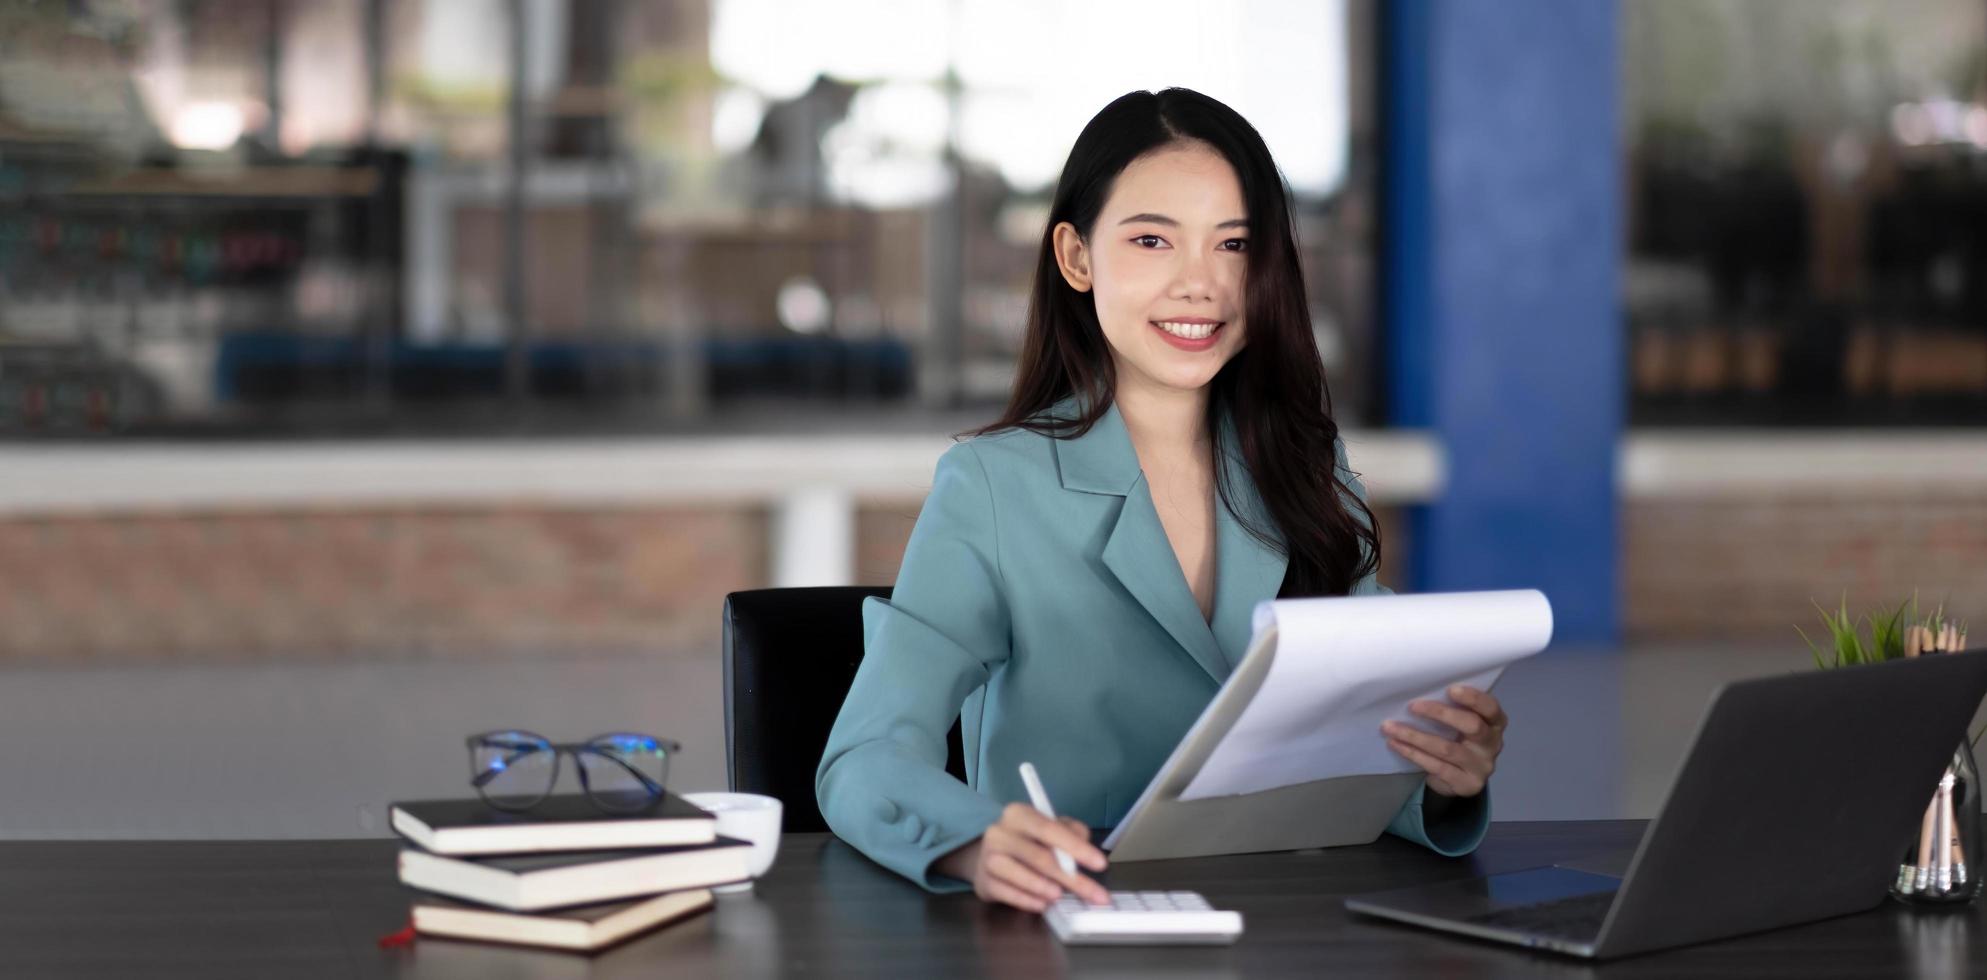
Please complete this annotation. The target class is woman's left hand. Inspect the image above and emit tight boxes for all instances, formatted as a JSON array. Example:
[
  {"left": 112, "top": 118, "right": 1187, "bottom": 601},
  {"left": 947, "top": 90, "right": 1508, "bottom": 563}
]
[{"left": 1380, "top": 684, "right": 1507, "bottom": 798}]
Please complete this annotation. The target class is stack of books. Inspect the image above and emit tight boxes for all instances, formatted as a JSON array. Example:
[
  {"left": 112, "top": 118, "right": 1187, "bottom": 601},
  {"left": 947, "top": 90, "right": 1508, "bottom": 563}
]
[{"left": 388, "top": 792, "right": 750, "bottom": 952}]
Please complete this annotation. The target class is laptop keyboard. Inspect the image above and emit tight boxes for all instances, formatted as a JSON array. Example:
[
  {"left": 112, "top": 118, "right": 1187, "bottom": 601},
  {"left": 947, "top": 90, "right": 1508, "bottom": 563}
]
[{"left": 1466, "top": 891, "right": 1615, "bottom": 940}]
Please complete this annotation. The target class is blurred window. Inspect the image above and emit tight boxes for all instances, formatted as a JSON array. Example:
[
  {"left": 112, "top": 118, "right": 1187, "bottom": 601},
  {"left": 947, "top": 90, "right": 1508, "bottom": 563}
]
[{"left": 0, "top": 0, "right": 1379, "bottom": 436}]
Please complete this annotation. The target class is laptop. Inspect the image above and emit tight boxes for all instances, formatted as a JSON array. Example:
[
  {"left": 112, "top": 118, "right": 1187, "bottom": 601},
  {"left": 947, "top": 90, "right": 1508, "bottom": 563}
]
[{"left": 1345, "top": 650, "right": 1987, "bottom": 960}]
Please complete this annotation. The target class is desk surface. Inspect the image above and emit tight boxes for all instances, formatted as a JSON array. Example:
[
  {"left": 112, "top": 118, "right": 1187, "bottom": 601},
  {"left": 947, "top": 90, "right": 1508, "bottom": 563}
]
[{"left": 0, "top": 821, "right": 1977, "bottom": 979}]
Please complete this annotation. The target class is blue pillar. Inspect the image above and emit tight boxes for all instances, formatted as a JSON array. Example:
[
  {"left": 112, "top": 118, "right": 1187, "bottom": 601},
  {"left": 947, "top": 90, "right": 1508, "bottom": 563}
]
[{"left": 1382, "top": 0, "right": 1621, "bottom": 646}]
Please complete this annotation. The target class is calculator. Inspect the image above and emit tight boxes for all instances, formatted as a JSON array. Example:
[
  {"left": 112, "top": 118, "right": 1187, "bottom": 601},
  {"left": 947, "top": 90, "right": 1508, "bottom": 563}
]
[{"left": 1044, "top": 890, "right": 1244, "bottom": 945}]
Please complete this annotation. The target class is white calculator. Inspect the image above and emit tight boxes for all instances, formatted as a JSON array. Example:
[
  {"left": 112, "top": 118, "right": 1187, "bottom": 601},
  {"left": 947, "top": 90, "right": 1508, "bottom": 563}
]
[{"left": 1044, "top": 890, "right": 1244, "bottom": 945}]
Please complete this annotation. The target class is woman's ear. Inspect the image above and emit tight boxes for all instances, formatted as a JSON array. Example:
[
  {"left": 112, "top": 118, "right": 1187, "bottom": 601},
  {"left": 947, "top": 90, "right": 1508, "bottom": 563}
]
[{"left": 1052, "top": 221, "right": 1093, "bottom": 293}]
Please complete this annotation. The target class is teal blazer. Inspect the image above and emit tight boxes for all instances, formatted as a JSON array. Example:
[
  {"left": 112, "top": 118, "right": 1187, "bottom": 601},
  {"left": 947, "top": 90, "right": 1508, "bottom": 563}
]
[{"left": 816, "top": 399, "right": 1489, "bottom": 891}]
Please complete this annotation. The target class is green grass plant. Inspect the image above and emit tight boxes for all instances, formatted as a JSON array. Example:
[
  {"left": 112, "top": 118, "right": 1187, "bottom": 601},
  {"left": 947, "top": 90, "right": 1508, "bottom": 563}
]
[{"left": 1799, "top": 592, "right": 1974, "bottom": 741}]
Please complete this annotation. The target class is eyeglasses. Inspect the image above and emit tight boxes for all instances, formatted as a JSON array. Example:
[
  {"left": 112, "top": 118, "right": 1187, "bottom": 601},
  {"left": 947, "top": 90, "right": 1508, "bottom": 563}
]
[{"left": 466, "top": 730, "right": 681, "bottom": 813}]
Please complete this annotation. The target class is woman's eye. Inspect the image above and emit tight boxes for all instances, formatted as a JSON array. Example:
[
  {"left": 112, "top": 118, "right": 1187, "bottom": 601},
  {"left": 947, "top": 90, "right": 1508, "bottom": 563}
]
[
  {"left": 1221, "top": 238, "right": 1249, "bottom": 252},
  {"left": 1132, "top": 235, "right": 1166, "bottom": 249}
]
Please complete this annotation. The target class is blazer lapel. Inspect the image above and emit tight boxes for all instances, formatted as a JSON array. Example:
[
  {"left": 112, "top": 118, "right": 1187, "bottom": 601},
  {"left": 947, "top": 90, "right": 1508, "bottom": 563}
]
[
  {"left": 1102, "top": 480, "right": 1232, "bottom": 684},
  {"left": 1053, "top": 398, "right": 1230, "bottom": 685}
]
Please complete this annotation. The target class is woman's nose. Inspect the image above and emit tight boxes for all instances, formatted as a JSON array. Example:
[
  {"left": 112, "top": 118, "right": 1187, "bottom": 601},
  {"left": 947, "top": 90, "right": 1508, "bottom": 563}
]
[{"left": 1170, "top": 252, "right": 1216, "bottom": 302}]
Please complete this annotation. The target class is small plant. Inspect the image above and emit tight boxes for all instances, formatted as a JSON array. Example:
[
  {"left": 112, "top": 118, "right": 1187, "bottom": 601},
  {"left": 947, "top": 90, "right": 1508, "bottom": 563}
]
[
  {"left": 1797, "top": 593, "right": 1969, "bottom": 669},
  {"left": 1799, "top": 592, "right": 1974, "bottom": 739},
  {"left": 1796, "top": 594, "right": 1909, "bottom": 669}
]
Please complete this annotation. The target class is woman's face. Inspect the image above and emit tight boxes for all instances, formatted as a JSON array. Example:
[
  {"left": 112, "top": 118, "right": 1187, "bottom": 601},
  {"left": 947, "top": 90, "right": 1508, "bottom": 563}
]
[{"left": 1054, "top": 141, "right": 1250, "bottom": 397}]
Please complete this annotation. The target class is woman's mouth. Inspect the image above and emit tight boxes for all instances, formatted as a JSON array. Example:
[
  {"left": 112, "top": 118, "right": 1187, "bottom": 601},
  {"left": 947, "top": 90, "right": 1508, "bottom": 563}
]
[{"left": 1151, "top": 319, "right": 1225, "bottom": 351}]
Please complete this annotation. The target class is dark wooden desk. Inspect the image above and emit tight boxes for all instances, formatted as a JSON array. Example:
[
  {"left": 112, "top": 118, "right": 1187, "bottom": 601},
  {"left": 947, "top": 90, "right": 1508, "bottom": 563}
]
[{"left": 1, "top": 821, "right": 1978, "bottom": 979}]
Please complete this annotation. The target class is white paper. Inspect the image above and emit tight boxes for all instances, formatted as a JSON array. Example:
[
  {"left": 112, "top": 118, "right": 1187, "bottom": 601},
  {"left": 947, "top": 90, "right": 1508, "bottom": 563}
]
[{"left": 1176, "top": 590, "right": 1553, "bottom": 800}]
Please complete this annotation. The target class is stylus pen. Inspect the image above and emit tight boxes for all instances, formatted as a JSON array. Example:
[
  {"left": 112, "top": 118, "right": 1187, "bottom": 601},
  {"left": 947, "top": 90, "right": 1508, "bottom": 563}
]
[{"left": 1019, "top": 761, "right": 1078, "bottom": 876}]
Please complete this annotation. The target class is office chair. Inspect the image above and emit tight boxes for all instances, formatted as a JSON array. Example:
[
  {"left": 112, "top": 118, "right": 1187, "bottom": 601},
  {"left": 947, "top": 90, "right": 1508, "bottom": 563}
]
[{"left": 722, "top": 586, "right": 968, "bottom": 833}]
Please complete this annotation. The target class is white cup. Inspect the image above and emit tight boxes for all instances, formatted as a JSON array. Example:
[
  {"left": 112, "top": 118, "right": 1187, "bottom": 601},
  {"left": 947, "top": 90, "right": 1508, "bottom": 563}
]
[{"left": 681, "top": 791, "right": 783, "bottom": 895}]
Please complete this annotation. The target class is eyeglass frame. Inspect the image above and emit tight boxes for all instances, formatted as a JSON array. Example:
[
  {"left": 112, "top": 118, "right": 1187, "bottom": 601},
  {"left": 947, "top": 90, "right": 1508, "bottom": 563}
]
[{"left": 465, "top": 730, "right": 682, "bottom": 813}]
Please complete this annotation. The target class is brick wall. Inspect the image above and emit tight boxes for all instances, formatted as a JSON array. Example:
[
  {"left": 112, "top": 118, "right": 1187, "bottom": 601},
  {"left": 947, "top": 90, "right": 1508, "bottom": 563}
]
[
  {"left": 5, "top": 490, "right": 1967, "bottom": 662},
  {"left": 1624, "top": 492, "right": 1987, "bottom": 639},
  {"left": 0, "top": 500, "right": 1409, "bottom": 663},
  {"left": 0, "top": 506, "right": 767, "bottom": 662},
  {"left": 855, "top": 502, "right": 920, "bottom": 588}
]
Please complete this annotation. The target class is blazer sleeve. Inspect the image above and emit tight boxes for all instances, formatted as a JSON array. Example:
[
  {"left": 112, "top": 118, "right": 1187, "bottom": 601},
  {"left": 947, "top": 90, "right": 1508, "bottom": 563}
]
[
  {"left": 1386, "top": 783, "right": 1490, "bottom": 856},
  {"left": 816, "top": 442, "right": 1011, "bottom": 892},
  {"left": 1337, "top": 438, "right": 1492, "bottom": 855}
]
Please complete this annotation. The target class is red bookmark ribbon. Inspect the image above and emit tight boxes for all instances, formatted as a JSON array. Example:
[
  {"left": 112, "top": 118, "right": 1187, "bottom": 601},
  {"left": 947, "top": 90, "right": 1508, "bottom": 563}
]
[{"left": 377, "top": 919, "right": 418, "bottom": 949}]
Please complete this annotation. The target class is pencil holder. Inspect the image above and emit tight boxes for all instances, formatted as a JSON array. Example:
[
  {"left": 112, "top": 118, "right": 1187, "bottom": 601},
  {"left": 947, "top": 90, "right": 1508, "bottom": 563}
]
[{"left": 1891, "top": 739, "right": 1982, "bottom": 906}]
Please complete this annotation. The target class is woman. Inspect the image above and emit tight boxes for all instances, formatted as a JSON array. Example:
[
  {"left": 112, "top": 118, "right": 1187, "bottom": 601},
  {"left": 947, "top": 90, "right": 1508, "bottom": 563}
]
[{"left": 816, "top": 88, "right": 1507, "bottom": 911}]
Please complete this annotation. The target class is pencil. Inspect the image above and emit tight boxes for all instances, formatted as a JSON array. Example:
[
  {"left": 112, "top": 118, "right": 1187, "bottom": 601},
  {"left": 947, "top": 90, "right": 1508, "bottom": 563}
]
[
  {"left": 1936, "top": 773, "right": 1956, "bottom": 893},
  {"left": 1953, "top": 820, "right": 1969, "bottom": 887},
  {"left": 1916, "top": 798, "right": 1938, "bottom": 892}
]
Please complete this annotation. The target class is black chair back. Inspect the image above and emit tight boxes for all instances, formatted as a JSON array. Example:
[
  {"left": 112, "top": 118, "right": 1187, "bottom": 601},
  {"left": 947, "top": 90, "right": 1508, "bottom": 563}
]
[{"left": 722, "top": 586, "right": 968, "bottom": 833}]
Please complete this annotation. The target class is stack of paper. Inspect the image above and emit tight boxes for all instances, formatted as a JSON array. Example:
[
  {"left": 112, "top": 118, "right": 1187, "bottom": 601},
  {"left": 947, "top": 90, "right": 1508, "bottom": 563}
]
[{"left": 1179, "top": 590, "right": 1553, "bottom": 800}]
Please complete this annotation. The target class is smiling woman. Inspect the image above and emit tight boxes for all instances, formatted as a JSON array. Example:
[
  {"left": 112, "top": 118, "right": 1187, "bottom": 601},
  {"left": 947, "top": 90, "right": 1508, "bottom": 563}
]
[
  {"left": 817, "top": 88, "right": 1506, "bottom": 915},
  {"left": 988, "top": 88, "right": 1377, "bottom": 600}
]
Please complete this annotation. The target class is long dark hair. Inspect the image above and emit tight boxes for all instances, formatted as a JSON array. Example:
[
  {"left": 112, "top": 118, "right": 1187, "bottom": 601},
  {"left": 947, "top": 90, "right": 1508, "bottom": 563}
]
[{"left": 971, "top": 88, "right": 1379, "bottom": 597}]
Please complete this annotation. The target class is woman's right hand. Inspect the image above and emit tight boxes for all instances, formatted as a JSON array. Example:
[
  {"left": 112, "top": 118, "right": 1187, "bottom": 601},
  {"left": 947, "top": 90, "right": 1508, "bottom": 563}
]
[{"left": 937, "top": 802, "right": 1112, "bottom": 911}]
